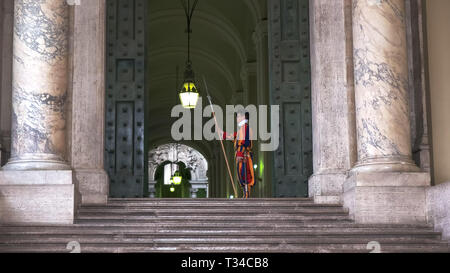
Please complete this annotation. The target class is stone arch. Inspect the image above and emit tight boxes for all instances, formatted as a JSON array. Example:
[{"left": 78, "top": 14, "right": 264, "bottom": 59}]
[{"left": 148, "top": 143, "right": 208, "bottom": 198}]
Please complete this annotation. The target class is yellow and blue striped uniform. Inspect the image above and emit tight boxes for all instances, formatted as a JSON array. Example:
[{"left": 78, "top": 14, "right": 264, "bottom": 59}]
[{"left": 224, "top": 122, "right": 254, "bottom": 198}]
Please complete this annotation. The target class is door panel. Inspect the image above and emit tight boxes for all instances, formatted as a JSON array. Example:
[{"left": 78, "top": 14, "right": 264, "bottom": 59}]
[
  {"left": 105, "top": 0, "right": 147, "bottom": 198},
  {"left": 268, "top": 0, "right": 312, "bottom": 197}
]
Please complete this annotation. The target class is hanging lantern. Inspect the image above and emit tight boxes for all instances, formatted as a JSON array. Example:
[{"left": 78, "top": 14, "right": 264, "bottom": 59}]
[
  {"left": 178, "top": 0, "right": 200, "bottom": 109},
  {"left": 170, "top": 184, "right": 176, "bottom": 193},
  {"left": 179, "top": 63, "right": 199, "bottom": 109},
  {"left": 172, "top": 170, "right": 183, "bottom": 185}
]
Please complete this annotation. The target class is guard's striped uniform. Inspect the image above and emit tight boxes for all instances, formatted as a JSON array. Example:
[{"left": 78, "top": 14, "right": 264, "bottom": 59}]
[{"left": 223, "top": 121, "right": 254, "bottom": 198}]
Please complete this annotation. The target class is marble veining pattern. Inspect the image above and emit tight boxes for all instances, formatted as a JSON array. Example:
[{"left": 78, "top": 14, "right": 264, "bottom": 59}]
[
  {"left": 352, "top": 0, "right": 413, "bottom": 163},
  {"left": 11, "top": 86, "right": 67, "bottom": 155},
  {"left": 9, "top": 0, "right": 69, "bottom": 165},
  {"left": 14, "top": 0, "right": 68, "bottom": 63}
]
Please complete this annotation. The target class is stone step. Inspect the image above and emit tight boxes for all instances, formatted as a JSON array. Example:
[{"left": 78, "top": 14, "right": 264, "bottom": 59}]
[
  {"left": 1, "top": 242, "right": 448, "bottom": 253},
  {"left": 96, "top": 202, "right": 330, "bottom": 208},
  {"left": 75, "top": 214, "right": 353, "bottom": 222},
  {"left": 0, "top": 229, "right": 441, "bottom": 239},
  {"left": 109, "top": 198, "right": 314, "bottom": 202},
  {"left": 1, "top": 246, "right": 447, "bottom": 253},
  {"left": 86, "top": 203, "right": 342, "bottom": 208},
  {"left": 0, "top": 219, "right": 433, "bottom": 230},
  {"left": 80, "top": 205, "right": 346, "bottom": 211},
  {"left": 1, "top": 198, "right": 447, "bottom": 253},
  {"left": 0, "top": 226, "right": 440, "bottom": 236},
  {"left": 0, "top": 221, "right": 434, "bottom": 228},
  {"left": 77, "top": 208, "right": 349, "bottom": 216},
  {"left": 74, "top": 221, "right": 433, "bottom": 228},
  {"left": 0, "top": 235, "right": 446, "bottom": 245},
  {"left": 104, "top": 199, "right": 318, "bottom": 207}
]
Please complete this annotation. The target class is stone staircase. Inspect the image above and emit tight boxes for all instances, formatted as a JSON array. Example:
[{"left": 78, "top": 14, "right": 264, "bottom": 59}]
[{"left": 0, "top": 198, "right": 449, "bottom": 253}]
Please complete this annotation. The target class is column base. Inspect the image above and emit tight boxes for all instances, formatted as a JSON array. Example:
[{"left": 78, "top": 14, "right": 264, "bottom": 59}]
[
  {"left": 343, "top": 171, "right": 430, "bottom": 224},
  {"left": 74, "top": 169, "right": 108, "bottom": 205},
  {"left": 352, "top": 156, "right": 421, "bottom": 173},
  {"left": 3, "top": 154, "right": 71, "bottom": 171},
  {"left": 0, "top": 170, "right": 76, "bottom": 224},
  {"left": 309, "top": 172, "right": 346, "bottom": 204}
]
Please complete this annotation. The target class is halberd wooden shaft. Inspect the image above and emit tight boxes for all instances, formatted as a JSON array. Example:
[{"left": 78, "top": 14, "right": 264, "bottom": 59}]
[
  {"left": 202, "top": 76, "right": 238, "bottom": 198},
  {"left": 212, "top": 111, "right": 238, "bottom": 198}
]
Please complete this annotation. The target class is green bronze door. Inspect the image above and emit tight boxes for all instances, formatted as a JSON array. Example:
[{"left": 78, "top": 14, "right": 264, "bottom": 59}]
[
  {"left": 105, "top": 0, "right": 148, "bottom": 198},
  {"left": 268, "top": 0, "right": 312, "bottom": 197}
]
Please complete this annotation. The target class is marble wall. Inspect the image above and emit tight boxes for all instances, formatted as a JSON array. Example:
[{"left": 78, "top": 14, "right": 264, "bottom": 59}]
[
  {"left": 426, "top": 0, "right": 450, "bottom": 185},
  {"left": 309, "top": 0, "right": 356, "bottom": 204},
  {"left": 68, "top": 0, "right": 108, "bottom": 204},
  {"left": 427, "top": 182, "right": 450, "bottom": 240},
  {"left": 421, "top": 0, "right": 450, "bottom": 239}
]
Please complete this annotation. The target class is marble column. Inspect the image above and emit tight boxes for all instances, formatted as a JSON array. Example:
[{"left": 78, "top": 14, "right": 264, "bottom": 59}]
[
  {"left": 309, "top": 0, "right": 357, "bottom": 204},
  {"left": 0, "top": 0, "right": 76, "bottom": 224},
  {"left": 344, "top": 0, "right": 430, "bottom": 224},
  {"left": 352, "top": 0, "right": 418, "bottom": 173},
  {"left": 5, "top": 0, "right": 70, "bottom": 170}
]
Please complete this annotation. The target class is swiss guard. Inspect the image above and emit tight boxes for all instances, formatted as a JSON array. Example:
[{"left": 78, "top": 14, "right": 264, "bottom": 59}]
[{"left": 220, "top": 111, "right": 255, "bottom": 199}]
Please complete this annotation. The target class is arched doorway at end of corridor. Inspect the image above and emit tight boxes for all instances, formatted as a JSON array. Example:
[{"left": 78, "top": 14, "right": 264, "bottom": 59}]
[{"left": 148, "top": 143, "right": 209, "bottom": 199}]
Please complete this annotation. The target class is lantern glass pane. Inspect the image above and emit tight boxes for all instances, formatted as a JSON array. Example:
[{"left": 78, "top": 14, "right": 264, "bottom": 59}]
[{"left": 180, "top": 91, "right": 199, "bottom": 109}]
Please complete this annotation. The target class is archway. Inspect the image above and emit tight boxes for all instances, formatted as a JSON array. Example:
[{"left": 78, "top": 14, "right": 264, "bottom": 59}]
[
  {"left": 104, "top": 0, "right": 313, "bottom": 198},
  {"left": 148, "top": 143, "right": 208, "bottom": 198}
]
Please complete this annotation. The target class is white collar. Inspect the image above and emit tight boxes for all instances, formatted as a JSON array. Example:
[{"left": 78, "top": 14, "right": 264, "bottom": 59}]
[{"left": 238, "top": 119, "right": 248, "bottom": 128}]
